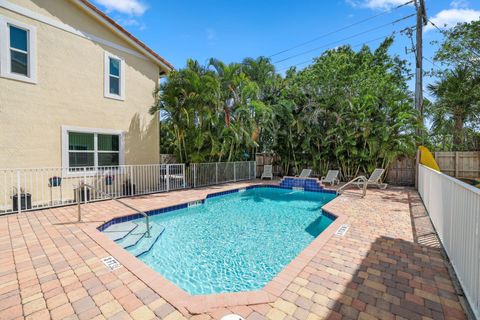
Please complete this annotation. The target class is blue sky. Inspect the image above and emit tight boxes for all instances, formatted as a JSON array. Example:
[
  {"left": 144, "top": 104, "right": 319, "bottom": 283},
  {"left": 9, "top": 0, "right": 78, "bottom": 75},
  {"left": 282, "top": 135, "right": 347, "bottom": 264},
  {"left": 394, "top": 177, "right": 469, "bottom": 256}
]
[{"left": 94, "top": 0, "right": 479, "bottom": 92}]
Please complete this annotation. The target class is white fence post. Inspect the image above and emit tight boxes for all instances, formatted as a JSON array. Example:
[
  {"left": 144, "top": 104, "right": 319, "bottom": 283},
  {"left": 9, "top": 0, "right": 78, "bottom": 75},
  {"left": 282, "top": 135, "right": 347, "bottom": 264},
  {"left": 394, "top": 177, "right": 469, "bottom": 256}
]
[
  {"left": 129, "top": 166, "right": 133, "bottom": 195},
  {"left": 182, "top": 164, "right": 186, "bottom": 189},
  {"left": 83, "top": 168, "right": 87, "bottom": 203},
  {"left": 166, "top": 165, "right": 170, "bottom": 192},
  {"left": 193, "top": 163, "right": 197, "bottom": 188},
  {"left": 16, "top": 170, "right": 21, "bottom": 213},
  {"left": 215, "top": 163, "right": 218, "bottom": 185},
  {"left": 234, "top": 162, "right": 237, "bottom": 182}
]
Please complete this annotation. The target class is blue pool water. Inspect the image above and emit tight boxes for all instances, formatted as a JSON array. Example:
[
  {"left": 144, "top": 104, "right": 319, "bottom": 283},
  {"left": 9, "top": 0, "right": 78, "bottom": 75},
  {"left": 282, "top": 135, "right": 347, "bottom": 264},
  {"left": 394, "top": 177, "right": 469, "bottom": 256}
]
[{"left": 130, "top": 187, "right": 335, "bottom": 295}]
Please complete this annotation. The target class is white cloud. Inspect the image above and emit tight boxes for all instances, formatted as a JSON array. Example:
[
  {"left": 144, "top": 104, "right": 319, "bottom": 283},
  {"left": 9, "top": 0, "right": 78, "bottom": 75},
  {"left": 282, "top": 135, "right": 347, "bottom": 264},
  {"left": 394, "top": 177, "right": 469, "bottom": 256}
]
[
  {"left": 346, "top": 0, "right": 410, "bottom": 9},
  {"left": 94, "top": 0, "right": 147, "bottom": 16},
  {"left": 425, "top": 8, "right": 480, "bottom": 31},
  {"left": 450, "top": 0, "right": 469, "bottom": 9},
  {"left": 118, "top": 17, "right": 146, "bottom": 30}
]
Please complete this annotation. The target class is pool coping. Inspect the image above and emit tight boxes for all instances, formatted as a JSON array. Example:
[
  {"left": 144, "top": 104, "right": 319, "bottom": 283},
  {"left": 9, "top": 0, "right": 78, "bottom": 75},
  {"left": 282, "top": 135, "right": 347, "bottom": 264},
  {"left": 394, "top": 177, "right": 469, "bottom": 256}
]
[{"left": 81, "top": 183, "right": 347, "bottom": 315}]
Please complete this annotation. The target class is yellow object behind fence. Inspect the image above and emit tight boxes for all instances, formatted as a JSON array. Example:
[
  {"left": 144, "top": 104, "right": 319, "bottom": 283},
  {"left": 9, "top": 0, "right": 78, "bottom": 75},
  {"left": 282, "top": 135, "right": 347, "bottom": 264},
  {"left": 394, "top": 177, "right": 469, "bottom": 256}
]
[{"left": 419, "top": 146, "right": 441, "bottom": 171}]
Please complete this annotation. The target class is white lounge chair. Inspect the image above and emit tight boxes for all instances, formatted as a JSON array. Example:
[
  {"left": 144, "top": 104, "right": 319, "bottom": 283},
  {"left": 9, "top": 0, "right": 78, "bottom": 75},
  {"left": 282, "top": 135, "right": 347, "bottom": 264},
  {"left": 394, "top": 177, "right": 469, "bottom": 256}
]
[
  {"left": 297, "top": 169, "right": 312, "bottom": 178},
  {"left": 354, "top": 168, "right": 387, "bottom": 189},
  {"left": 261, "top": 165, "right": 273, "bottom": 180},
  {"left": 320, "top": 170, "right": 340, "bottom": 186}
]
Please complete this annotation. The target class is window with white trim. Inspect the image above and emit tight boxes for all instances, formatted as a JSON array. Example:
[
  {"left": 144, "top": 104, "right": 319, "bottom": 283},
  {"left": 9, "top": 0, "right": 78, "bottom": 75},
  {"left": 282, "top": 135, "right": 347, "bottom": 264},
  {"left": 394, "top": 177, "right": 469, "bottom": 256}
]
[
  {"left": 0, "top": 17, "right": 37, "bottom": 83},
  {"left": 104, "top": 52, "right": 125, "bottom": 100},
  {"left": 62, "top": 127, "right": 124, "bottom": 171}
]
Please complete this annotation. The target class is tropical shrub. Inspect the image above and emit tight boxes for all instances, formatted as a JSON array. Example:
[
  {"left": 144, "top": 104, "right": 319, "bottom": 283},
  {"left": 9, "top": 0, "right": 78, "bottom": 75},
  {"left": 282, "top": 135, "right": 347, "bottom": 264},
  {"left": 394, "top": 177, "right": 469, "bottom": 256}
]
[
  {"left": 271, "top": 38, "right": 419, "bottom": 177},
  {"left": 151, "top": 39, "right": 420, "bottom": 179}
]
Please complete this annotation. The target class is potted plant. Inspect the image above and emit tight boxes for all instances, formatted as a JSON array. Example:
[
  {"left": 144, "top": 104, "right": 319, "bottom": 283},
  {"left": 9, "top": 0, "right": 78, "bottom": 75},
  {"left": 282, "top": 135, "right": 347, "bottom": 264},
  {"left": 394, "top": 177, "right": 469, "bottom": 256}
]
[
  {"left": 12, "top": 187, "right": 32, "bottom": 211},
  {"left": 105, "top": 175, "right": 114, "bottom": 186},
  {"left": 122, "top": 178, "right": 136, "bottom": 196},
  {"left": 48, "top": 176, "right": 62, "bottom": 187}
]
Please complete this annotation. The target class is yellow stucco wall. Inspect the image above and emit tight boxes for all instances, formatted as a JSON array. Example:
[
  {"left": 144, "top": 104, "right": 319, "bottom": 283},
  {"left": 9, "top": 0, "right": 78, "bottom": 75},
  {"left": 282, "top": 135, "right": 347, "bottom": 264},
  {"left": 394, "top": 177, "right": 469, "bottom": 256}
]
[{"left": 0, "top": 0, "right": 162, "bottom": 168}]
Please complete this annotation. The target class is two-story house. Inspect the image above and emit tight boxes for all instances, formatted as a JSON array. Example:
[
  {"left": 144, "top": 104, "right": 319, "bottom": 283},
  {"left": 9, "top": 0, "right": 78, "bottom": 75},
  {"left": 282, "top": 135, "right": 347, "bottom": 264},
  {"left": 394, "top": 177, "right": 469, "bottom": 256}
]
[{"left": 0, "top": 0, "right": 172, "bottom": 171}]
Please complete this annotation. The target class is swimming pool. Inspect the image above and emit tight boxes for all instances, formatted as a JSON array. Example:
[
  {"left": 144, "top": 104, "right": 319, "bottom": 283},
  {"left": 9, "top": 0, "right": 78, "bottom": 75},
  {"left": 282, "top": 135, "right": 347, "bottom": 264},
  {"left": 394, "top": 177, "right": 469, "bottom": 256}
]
[{"left": 104, "top": 186, "right": 336, "bottom": 295}]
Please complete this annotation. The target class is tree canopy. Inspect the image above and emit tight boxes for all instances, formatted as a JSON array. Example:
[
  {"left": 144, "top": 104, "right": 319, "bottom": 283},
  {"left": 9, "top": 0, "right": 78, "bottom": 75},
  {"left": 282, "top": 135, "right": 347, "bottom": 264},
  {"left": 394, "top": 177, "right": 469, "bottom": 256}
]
[
  {"left": 273, "top": 38, "right": 418, "bottom": 177},
  {"left": 427, "top": 19, "right": 480, "bottom": 151},
  {"left": 151, "top": 38, "right": 421, "bottom": 178},
  {"left": 434, "top": 20, "right": 480, "bottom": 72}
]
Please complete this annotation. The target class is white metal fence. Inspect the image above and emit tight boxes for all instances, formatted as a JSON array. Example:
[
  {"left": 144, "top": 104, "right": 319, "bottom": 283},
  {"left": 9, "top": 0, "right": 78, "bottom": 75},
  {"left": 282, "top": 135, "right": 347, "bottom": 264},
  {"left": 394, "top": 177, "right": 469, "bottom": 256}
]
[
  {"left": 0, "top": 161, "right": 256, "bottom": 215},
  {"left": 418, "top": 165, "right": 480, "bottom": 318},
  {"left": 185, "top": 161, "right": 256, "bottom": 188}
]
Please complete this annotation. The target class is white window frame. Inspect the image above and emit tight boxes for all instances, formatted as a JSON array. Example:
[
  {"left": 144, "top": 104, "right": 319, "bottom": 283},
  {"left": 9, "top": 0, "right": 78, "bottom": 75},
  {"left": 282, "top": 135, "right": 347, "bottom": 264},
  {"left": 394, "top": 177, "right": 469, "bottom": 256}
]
[
  {"left": 104, "top": 51, "right": 125, "bottom": 100},
  {"left": 61, "top": 126, "right": 125, "bottom": 176},
  {"left": 0, "top": 16, "right": 37, "bottom": 84}
]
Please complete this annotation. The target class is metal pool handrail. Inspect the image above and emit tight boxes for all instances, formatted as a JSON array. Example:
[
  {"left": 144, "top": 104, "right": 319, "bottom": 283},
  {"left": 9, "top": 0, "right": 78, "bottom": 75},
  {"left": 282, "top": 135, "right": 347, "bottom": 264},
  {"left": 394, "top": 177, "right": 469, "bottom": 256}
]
[
  {"left": 337, "top": 176, "right": 368, "bottom": 198},
  {"left": 77, "top": 182, "right": 151, "bottom": 238}
]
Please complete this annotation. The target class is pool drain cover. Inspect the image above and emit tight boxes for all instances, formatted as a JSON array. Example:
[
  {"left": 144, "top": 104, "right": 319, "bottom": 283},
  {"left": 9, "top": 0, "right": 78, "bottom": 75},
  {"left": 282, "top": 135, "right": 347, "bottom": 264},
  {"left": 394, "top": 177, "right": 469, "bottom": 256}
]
[
  {"left": 335, "top": 224, "right": 350, "bottom": 236},
  {"left": 101, "top": 256, "right": 122, "bottom": 271}
]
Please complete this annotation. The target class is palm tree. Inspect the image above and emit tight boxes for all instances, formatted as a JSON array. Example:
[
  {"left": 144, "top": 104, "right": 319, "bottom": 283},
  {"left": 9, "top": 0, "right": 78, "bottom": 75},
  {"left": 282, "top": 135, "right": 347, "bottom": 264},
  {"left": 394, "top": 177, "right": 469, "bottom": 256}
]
[
  {"left": 151, "top": 44, "right": 418, "bottom": 177},
  {"left": 427, "top": 67, "right": 480, "bottom": 149}
]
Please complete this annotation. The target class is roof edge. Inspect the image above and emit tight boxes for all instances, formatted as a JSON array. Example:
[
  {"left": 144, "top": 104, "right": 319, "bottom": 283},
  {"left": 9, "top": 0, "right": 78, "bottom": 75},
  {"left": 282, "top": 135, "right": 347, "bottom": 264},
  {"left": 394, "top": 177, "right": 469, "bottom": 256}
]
[{"left": 72, "top": 0, "right": 173, "bottom": 72}]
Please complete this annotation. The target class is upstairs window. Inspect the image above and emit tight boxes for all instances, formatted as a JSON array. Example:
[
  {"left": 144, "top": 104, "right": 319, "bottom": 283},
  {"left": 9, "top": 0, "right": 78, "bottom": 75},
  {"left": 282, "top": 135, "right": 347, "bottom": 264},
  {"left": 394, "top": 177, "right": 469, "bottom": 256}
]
[
  {"left": 104, "top": 52, "right": 125, "bottom": 100},
  {"left": 0, "top": 17, "right": 37, "bottom": 83},
  {"left": 108, "top": 57, "right": 121, "bottom": 95},
  {"left": 9, "top": 26, "right": 29, "bottom": 76}
]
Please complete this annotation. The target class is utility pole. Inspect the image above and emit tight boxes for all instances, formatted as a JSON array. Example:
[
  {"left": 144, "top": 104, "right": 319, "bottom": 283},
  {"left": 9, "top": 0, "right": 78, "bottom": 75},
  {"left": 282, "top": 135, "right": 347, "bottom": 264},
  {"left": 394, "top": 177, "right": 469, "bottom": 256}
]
[
  {"left": 414, "top": 0, "right": 427, "bottom": 135},
  {"left": 414, "top": 0, "right": 427, "bottom": 188}
]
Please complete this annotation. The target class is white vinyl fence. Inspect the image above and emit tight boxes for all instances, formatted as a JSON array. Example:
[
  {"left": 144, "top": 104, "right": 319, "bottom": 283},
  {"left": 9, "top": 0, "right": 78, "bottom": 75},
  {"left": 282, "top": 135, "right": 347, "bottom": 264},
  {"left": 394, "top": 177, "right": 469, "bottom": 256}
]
[
  {"left": 418, "top": 165, "right": 480, "bottom": 318},
  {"left": 0, "top": 161, "right": 256, "bottom": 215}
]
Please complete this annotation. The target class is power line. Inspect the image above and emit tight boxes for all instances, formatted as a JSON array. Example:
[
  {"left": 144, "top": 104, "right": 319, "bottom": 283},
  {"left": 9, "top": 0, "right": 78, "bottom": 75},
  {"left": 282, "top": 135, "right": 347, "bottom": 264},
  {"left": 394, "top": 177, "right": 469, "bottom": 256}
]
[
  {"left": 427, "top": 18, "right": 444, "bottom": 33},
  {"left": 268, "top": 0, "right": 414, "bottom": 58},
  {"left": 273, "top": 14, "right": 415, "bottom": 64},
  {"left": 276, "top": 34, "right": 394, "bottom": 71},
  {"left": 423, "top": 56, "right": 436, "bottom": 67},
  {"left": 276, "top": 31, "right": 404, "bottom": 72}
]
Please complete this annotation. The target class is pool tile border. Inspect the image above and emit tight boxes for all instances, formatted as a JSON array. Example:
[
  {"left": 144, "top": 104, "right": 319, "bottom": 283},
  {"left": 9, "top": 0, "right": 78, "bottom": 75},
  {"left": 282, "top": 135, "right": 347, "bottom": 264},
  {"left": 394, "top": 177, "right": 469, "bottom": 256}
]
[{"left": 85, "top": 183, "right": 346, "bottom": 315}]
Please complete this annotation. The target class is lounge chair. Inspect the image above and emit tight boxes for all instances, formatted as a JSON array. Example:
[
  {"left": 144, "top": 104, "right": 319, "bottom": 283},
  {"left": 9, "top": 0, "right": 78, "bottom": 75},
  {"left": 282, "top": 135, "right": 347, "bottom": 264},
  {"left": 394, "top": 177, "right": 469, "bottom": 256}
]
[
  {"left": 320, "top": 170, "right": 340, "bottom": 186},
  {"left": 296, "top": 169, "right": 312, "bottom": 178},
  {"left": 261, "top": 165, "right": 273, "bottom": 180},
  {"left": 354, "top": 168, "right": 387, "bottom": 189}
]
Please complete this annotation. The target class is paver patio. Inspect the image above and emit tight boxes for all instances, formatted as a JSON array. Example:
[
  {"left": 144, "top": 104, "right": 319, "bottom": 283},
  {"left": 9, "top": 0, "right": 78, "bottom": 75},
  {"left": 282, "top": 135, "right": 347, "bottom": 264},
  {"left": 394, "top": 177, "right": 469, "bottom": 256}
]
[{"left": 0, "top": 181, "right": 468, "bottom": 319}]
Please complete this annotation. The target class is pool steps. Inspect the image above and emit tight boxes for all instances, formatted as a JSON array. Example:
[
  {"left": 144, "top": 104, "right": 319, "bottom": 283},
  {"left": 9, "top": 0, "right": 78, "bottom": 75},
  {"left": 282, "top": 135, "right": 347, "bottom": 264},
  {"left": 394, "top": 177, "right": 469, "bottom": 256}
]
[
  {"left": 103, "top": 221, "right": 139, "bottom": 241},
  {"left": 106, "top": 220, "right": 165, "bottom": 257},
  {"left": 129, "top": 224, "right": 165, "bottom": 257},
  {"left": 116, "top": 222, "right": 151, "bottom": 249}
]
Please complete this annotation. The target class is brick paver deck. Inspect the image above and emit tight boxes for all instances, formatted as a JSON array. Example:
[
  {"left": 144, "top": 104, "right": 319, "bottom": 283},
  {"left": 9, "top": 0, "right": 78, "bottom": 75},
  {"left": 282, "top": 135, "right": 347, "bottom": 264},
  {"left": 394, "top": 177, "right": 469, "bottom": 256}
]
[{"left": 0, "top": 181, "right": 467, "bottom": 319}]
